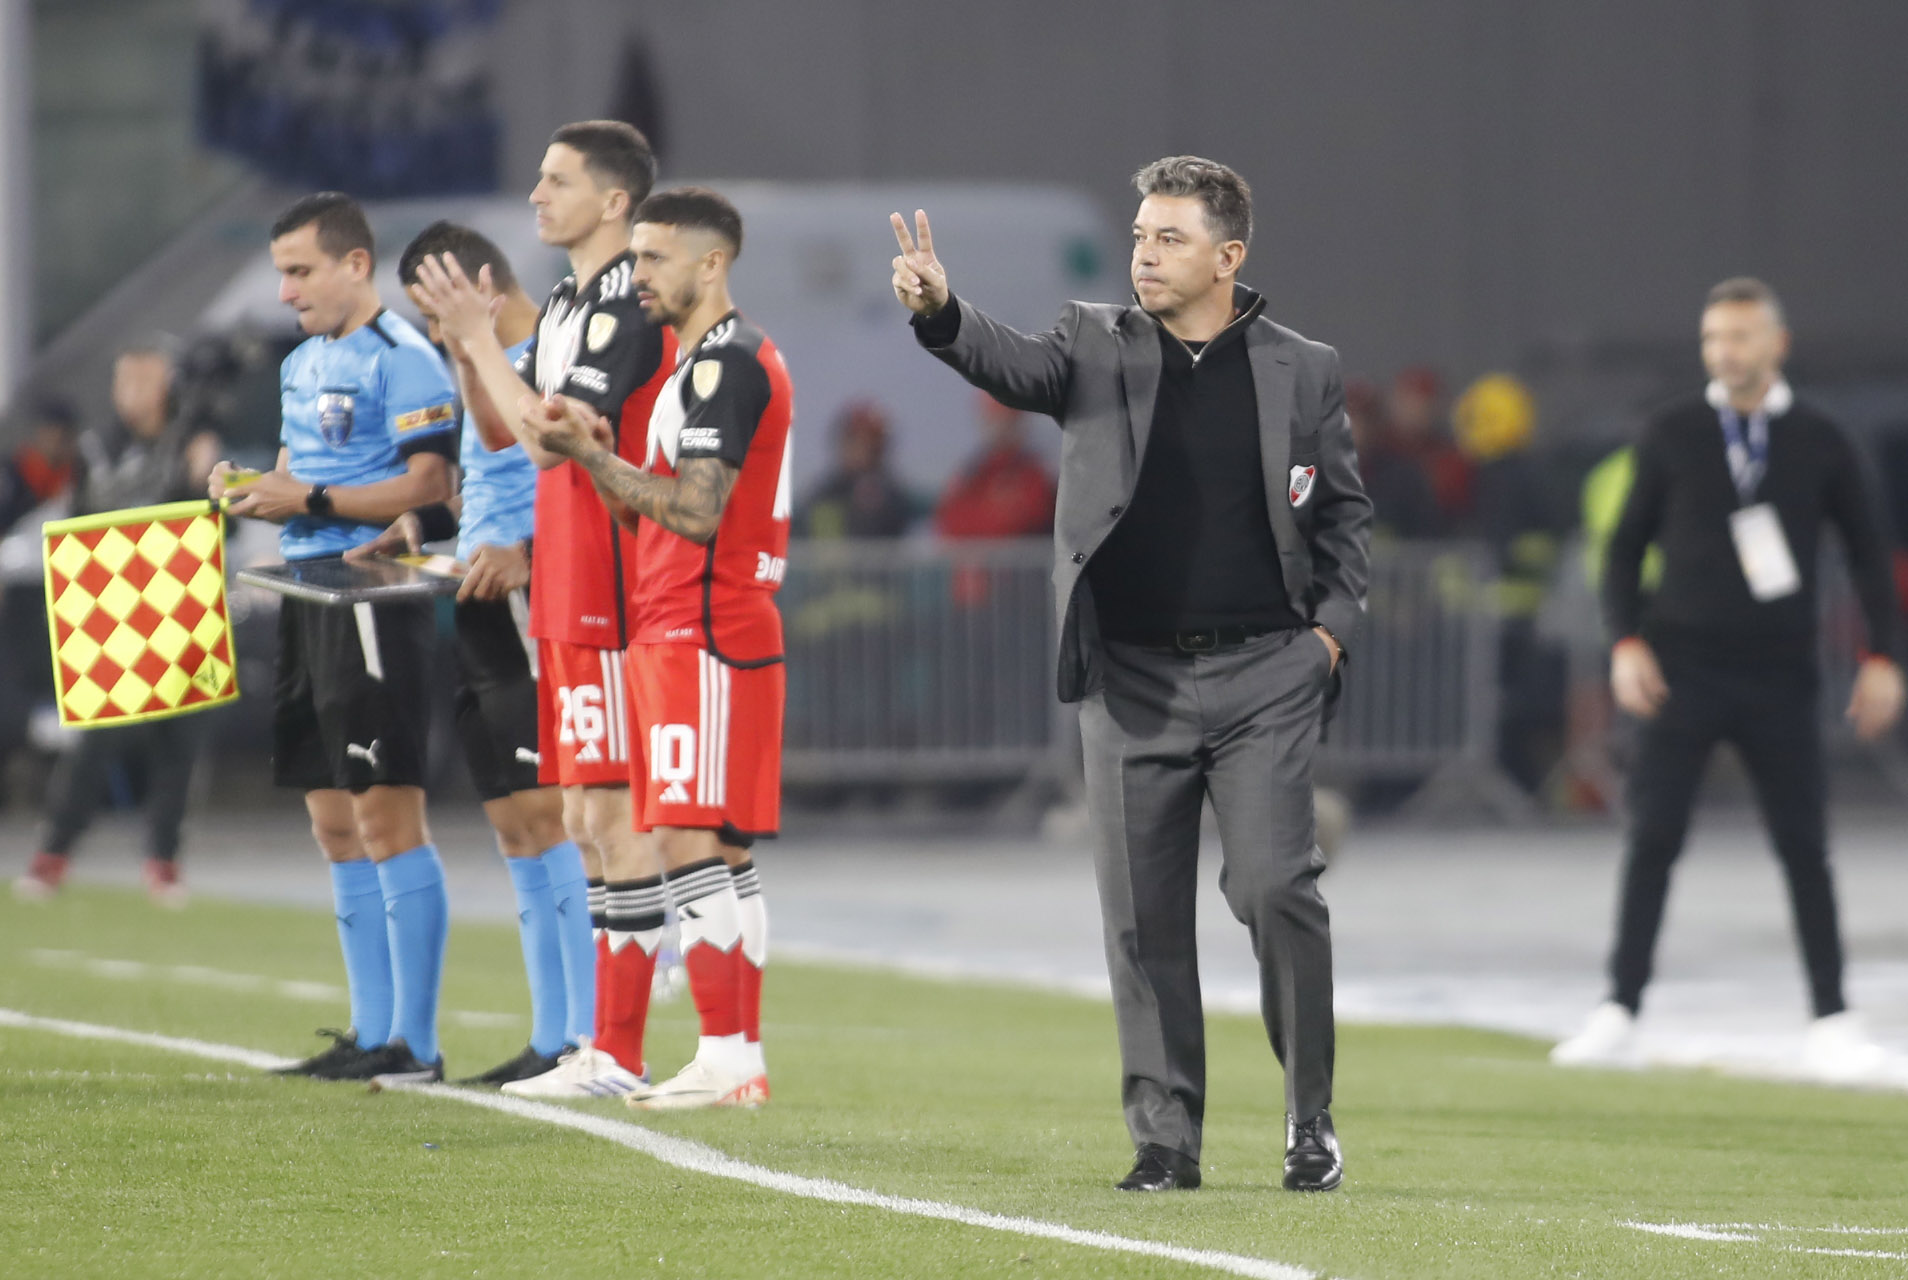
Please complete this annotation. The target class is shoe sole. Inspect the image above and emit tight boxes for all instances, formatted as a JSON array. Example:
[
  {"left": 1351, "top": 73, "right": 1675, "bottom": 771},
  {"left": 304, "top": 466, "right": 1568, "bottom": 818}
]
[
  {"left": 501, "top": 1076, "right": 646, "bottom": 1099},
  {"left": 1284, "top": 1168, "right": 1342, "bottom": 1192},
  {"left": 629, "top": 1077, "right": 768, "bottom": 1112},
  {"left": 366, "top": 1071, "right": 443, "bottom": 1092}
]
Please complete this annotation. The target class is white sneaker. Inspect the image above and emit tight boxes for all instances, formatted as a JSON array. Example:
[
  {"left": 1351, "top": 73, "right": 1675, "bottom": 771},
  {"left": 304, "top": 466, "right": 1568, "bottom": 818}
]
[
  {"left": 501, "top": 1043, "right": 648, "bottom": 1099},
  {"left": 1550, "top": 1001, "right": 1639, "bottom": 1067},
  {"left": 628, "top": 1055, "right": 768, "bottom": 1111},
  {"left": 1803, "top": 1011, "right": 1888, "bottom": 1083}
]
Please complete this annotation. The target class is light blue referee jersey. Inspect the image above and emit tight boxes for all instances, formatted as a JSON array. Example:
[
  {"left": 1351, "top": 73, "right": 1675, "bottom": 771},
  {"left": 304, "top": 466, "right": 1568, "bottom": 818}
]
[
  {"left": 456, "top": 337, "right": 537, "bottom": 562},
  {"left": 278, "top": 310, "right": 457, "bottom": 560}
]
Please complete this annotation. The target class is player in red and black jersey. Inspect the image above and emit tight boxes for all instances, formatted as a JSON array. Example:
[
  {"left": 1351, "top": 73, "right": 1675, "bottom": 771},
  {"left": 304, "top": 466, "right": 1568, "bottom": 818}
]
[
  {"left": 527, "top": 187, "right": 791, "bottom": 1110},
  {"left": 410, "top": 121, "right": 674, "bottom": 1098}
]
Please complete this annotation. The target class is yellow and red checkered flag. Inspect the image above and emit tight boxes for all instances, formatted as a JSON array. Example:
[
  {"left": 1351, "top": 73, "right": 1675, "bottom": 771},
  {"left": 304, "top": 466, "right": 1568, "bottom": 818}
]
[{"left": 42, "top": 499, "right": 239, "bottom": 727}]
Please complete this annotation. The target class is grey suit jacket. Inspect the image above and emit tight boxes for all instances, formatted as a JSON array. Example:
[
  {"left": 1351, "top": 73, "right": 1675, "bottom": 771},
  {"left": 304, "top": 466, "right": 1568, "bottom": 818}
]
[{"left": 918, "top": 284, "right": 1373, "bottom": 704}]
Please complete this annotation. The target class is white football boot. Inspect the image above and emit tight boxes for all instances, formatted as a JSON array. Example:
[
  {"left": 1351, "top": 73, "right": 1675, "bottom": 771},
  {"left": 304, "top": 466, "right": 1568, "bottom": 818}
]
[
  {"left": 1549, "top": 1001, "right": 1640, "bottom": 1067},
  {"left": 501, "top": 1039, "right": 648, "bottom": 1099},
  {"left": 1803, "top": 1011, "right": 1888, "bottom": 1084},
  {"left": 629, "top": 1039, "right": 767, "bottom": 1111}
]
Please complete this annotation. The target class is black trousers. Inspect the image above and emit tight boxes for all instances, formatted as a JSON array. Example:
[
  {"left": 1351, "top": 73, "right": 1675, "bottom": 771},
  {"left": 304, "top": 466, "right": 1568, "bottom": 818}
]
[
  {"left": 1609, "top": 654, "right": 1845, "bottom": 1018},
  {"left": 40, "top": 714, "right": 211, "bottom": 863}
]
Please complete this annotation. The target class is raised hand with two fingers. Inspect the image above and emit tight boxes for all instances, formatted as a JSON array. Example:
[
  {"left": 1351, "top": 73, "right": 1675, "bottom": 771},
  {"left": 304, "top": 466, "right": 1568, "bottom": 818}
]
[{"left": 890, "top": 209, "right": 949, "bottom": 317}]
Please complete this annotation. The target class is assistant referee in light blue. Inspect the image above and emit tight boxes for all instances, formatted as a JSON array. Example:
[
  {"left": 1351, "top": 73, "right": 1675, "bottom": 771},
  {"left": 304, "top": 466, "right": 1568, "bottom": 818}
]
[{"left": 211, "top": 192, "right": 459, "bottom": 1085}]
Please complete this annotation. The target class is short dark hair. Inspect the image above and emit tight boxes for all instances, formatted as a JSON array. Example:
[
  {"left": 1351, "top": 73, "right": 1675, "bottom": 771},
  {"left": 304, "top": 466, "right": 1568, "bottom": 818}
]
[
  {"left": 549, "top": 120, "right": 658, "bottom": 224},
  {"left": 270, "top": 192, "right": 376, "bottom": 265},
  {"left": 1133, "top": 155, "right": 1253, "bottom": 248},
  {"left": 1705, "top": 276, "right": 1785, "bottom": 325},
  {"left": 396, "top": 220, "right": 518, "bottom": 293},
  {"left": 635, "top": 187, "right": 744, "bottom": 259}
]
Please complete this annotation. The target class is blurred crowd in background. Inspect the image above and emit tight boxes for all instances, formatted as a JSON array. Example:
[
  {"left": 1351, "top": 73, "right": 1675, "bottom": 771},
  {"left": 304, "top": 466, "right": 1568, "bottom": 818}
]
[{"left": 11, "top": 325, "right": 1908, "bottom": 844}]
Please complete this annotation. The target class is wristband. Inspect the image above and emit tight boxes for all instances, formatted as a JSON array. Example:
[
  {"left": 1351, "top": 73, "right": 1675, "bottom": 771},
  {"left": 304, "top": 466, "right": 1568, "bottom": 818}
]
[
  {"left": 411, "top": 502, "right": 459, "bottom": 545},
  {"left": 305, "top": 483, "right": 333, "bottom": 518}
]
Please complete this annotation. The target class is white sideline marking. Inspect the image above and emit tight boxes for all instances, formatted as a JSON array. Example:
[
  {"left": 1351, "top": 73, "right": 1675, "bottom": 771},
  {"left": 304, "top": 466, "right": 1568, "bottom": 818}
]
[
  {"left": 26, "top": 949, "right": 521, "bottom": 1029},
  {"left": 1621, "top": 1221, "right": 1757, "bottom": 1242},
  {"left": 1706, "top": 1222, "right": 1908, "bottom": 1235},
  {"left": 1621, "top": 1221, "right": 1908, "bottom": 1260},
  {"left": 0, "top": 1008, "right": 294, "bottom": 1072},
  {"left": 0, "top": 1008, "right": 1319, "bottom": 1280}
]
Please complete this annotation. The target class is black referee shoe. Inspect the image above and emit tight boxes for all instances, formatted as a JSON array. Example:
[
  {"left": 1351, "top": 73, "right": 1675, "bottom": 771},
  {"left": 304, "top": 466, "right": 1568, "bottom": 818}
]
[
  {"left": 274, "top": 1028, "right": 373, "bottom": 1080},
  {"left": 1116, "top": 1143, "right": 1201, "bottom": 1191},
  {"left": 361, "top": 1039, "right": 445, "bottom": 1089},
  {"left": 1283, "top": 1112, "right": 1342, "bottom": 1192},
  {"left": 457, "top": 1044, "right": 565, "bottom": 1087}
]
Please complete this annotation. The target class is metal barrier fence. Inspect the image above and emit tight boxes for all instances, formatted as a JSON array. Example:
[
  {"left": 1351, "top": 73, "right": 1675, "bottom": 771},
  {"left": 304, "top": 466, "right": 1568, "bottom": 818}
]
[
  {"left": 1316, "top": 540, "right": 1501, "bottom": 778},
  {"left": 781, "top": 538, "right": 1061, "bottom": 783},
  {"left": 780, "top": 538, "right": 1513, "bottom": 803}
]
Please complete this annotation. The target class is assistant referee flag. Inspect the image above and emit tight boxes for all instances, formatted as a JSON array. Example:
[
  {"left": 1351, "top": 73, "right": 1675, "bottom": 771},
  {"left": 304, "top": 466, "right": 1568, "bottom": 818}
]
[{"left": 42, "top": 499, "right": 239, "bottom": 727}]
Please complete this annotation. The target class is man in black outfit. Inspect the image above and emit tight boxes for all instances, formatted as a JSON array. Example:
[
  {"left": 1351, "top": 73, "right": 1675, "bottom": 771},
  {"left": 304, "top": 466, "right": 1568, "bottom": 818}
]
[
  {"left": 1554, "top": 277, "right": 1905, "bottom": 1080},
  {"left": 891, "top": 157, "right": 1372, "bottom": 1192}
]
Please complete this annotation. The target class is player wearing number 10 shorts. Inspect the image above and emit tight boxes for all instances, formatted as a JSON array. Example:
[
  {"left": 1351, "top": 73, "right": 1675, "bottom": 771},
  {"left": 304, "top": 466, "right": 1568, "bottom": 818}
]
[
  {"left": 526, "top": 186, "right": 790, "bottom": 1110},
  {"left": 408, "top": 121, "right": 676, "bottom": 1097}
]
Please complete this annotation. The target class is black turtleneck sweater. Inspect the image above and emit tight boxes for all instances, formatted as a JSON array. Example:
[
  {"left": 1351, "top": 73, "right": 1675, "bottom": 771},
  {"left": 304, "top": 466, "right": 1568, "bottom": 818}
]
[{"left": 1087, "top": 321, "right": 1301, "bottom": 639}]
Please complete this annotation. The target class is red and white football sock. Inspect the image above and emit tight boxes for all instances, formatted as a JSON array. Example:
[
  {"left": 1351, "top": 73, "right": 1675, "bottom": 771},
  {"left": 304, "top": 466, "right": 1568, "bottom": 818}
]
[
  {"left": 731, "top": 860, "right": 767, "bottom": 1074},
  {"left": 599, "top": 877, "right": 666, "bottom": 1075},
  {"left": 663, "top": 857, "right": 747, "bottom": 1069}
]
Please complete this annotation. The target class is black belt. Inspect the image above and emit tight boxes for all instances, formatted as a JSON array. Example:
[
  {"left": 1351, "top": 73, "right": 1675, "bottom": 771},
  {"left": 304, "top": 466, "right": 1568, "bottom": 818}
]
[{"left": 1116, "top": 624, "right": 1282, "bottom": 654}]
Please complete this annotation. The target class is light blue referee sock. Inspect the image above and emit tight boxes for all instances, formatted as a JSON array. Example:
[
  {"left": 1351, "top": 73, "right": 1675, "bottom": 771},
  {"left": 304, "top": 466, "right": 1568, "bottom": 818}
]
[
  {"left": 377, "top": 844, "right": 449, "bottom": 1065},
  {"left": 538, "top": 839, "right": 596, "bottom": 1046},
  {"left": 329, "top": 859, "right": 393, "bottom": 1049},
  {"left": 505, "top": 854, "right": 567, "bottom": 1056}
]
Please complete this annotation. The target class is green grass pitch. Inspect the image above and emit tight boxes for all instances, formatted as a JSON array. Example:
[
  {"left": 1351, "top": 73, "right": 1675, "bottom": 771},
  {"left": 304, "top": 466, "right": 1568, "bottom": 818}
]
[{"left": 3, "top": 885, "right": 1906, "bottom": 1279}]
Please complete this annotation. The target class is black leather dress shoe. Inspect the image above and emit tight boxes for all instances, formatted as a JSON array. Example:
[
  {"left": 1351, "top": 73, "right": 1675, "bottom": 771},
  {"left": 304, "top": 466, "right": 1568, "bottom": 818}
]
[
  {"left": 1116, "top": 1143, "right": 1201, "bottom": 1191},
  {"left": 1283, "top": 1111, "right": 1342, "bottom": 1191}
]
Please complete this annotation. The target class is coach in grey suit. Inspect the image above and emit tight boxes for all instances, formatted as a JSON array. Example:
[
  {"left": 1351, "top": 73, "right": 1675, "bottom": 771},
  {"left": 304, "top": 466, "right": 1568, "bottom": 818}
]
[{"left": 892, "top": 156, "right": 1372, "bottom": 1193}]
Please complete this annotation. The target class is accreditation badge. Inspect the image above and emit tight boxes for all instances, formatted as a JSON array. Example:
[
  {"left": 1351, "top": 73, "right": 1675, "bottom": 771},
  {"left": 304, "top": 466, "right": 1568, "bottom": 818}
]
[{"left": 1728, "top": 502, "right": 1801, "bottom": 602}]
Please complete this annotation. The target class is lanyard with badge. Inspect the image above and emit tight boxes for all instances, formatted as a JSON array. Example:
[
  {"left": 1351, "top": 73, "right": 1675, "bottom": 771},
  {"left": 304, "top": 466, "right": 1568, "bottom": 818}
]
[{"left": 1719, "top": 404, "right": 1801, "bottom": 601}]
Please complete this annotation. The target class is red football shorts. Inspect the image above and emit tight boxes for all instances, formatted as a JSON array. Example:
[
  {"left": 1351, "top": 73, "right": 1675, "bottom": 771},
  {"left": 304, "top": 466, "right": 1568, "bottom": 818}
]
[
  {"left": 536, "top": 639, "right": 636, "bottom": 788},
  {"left": 625, "top": 643, "right": 783, "bottom": 836}
]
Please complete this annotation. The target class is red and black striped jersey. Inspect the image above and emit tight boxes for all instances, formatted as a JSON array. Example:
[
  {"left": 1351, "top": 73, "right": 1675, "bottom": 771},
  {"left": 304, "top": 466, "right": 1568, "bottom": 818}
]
[{"left": 514, "top": 251, "right": 675, "bottom": 648}]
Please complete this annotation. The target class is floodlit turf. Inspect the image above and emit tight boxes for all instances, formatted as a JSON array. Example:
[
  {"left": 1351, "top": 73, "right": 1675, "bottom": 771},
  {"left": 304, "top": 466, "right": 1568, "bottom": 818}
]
[{"left": 4, "top": 888, "right": 1907, "bottom": 1279}]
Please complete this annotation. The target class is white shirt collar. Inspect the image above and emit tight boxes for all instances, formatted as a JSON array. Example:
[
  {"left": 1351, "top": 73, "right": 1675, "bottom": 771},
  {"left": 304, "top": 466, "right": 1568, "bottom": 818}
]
[{"left": 1706, "top": 377, "right": 1793, "bottom": 418}]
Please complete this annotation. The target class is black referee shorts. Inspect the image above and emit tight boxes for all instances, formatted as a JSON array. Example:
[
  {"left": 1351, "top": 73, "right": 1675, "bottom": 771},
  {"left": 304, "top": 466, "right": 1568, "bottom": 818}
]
[
  {"left": 452, "top": 594, "right": 542, "bottom": 802},
  {"left": 274, "top": 595, "right": 434, "bottom": 793}
]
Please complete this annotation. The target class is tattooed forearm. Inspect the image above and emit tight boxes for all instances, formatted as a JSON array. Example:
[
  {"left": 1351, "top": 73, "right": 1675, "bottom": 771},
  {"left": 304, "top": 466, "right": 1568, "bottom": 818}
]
[{"left": 573, "top": 446, "right": 736, "bottom": 543}]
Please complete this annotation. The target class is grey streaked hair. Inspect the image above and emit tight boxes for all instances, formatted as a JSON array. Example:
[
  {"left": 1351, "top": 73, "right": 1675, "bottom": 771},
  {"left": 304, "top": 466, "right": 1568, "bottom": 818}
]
[
  {"left": 1133, "top": 155, "right": 1253, "bottom": 248},
  {"left": 1706, "top": 276, "right": 1785, "bottom": 326}
]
